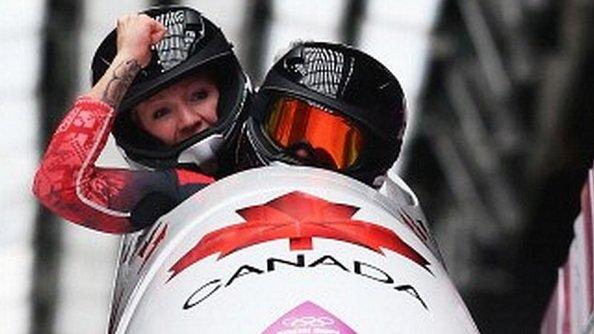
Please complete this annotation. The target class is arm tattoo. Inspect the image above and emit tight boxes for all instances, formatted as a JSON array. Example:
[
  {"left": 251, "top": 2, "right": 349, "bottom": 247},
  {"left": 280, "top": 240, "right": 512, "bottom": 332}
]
[{"left": 101, "top": 59, "right": 142, "bottom": 108}]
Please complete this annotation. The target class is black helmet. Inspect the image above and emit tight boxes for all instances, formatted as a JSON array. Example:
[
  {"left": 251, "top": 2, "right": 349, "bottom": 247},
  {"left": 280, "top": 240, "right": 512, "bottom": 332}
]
[
  {"left": 236, "top": 42, "right": 406, "bottom": 185},
  {"left": 91, "top": 5, "right": 250, "bottom": 174}
]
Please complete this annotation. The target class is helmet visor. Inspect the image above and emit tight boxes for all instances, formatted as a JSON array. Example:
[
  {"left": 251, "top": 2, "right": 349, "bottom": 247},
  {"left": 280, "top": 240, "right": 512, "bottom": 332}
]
[{"left": 264, "top": 96, "right": 364, "bottom": 170}]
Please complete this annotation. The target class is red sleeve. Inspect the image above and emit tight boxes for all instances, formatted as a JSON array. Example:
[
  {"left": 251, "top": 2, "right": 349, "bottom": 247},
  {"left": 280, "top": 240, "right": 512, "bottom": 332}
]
[
  {"left": 175, "top": 169, "right": 215, "bottom": 185},
  {"left": 32, "top": 97, "right": 215, "bottom": 233},
  {"left": 32, "top": 97, "right": 138, "bottom": 233}
]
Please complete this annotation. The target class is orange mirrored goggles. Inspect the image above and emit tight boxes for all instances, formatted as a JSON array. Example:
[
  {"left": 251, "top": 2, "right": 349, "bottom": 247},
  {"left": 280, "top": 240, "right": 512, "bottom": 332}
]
[{"left": 264, "top": 96, "right": 364, "bottom": 170}]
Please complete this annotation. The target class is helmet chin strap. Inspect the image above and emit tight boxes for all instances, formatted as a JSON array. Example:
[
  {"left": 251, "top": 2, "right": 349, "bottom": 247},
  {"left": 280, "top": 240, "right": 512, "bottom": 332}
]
[{"left": 177, "top": 134, "right": 224, "bottom": 174}]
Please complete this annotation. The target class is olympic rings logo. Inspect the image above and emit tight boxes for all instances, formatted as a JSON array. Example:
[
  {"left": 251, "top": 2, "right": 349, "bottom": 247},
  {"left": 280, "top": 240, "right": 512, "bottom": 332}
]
[{"left": 282, "top": 316, "right": 335, "bottom": 328}]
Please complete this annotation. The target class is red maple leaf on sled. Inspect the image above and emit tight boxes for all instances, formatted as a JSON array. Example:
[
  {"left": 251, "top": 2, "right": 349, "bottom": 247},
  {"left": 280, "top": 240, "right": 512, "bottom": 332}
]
[{"left": 168, "top": 191, "right": 430, "bottom": 280}]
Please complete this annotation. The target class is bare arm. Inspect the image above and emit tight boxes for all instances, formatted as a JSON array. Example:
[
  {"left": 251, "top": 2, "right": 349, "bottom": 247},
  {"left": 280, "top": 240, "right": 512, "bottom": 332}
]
[{"left": 87, "top": 13, "right": 166, "bottom": 108}]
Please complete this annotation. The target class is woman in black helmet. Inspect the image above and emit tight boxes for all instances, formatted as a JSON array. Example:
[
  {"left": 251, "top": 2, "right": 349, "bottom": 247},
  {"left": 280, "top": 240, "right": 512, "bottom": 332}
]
[
  {"left": 237, "top": 41, "right": 407, "bottom": 187},
  {"left": 33, "top": 6, "right": 250, "bottom": 233}
]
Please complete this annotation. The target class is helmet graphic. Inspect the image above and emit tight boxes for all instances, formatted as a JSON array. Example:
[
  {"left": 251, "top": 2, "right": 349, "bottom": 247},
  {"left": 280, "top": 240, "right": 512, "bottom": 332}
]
[
  {"left": 91, "top": 5, "right": 250, "bottom": 174},
  {"left": 237, "top": 42, "right": 406, "bottom": 185}
]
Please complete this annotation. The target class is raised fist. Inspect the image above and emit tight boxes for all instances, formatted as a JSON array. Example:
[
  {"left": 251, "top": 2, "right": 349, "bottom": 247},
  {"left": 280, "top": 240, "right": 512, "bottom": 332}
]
[{"left": 115, "top": 13, "right": 167, "bottom": 68}]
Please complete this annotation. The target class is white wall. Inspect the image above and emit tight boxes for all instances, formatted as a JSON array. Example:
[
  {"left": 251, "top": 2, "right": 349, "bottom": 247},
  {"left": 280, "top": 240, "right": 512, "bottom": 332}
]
[{"left": 0, "top": 1, "right": 44, "bottom": 333}]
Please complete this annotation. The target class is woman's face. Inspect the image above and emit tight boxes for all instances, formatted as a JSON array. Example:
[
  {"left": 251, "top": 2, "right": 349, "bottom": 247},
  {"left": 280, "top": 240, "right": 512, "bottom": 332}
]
[{"left": 134, "top": 74, "right": 219, "bottom": 146}]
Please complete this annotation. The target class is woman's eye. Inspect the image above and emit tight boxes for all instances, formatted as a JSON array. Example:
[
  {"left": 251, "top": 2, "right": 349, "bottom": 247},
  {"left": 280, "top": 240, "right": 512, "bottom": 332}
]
[
  {"left": 191, "top": 90, "right": 208, "bottom": 101},
  {"left": 152, "top": 108, "right": 170, "bottom": 120}
]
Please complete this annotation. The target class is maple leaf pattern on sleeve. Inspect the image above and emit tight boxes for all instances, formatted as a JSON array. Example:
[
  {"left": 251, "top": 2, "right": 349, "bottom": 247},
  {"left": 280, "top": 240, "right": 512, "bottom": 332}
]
[{"left": 32, "top": 98, "right": 213, "bottom": 233}]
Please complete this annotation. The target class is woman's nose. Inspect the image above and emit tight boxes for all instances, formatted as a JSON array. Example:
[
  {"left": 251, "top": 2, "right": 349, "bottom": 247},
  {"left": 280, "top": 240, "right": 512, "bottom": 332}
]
[{"left": 178, "top": 105, "right": 202, "bottom": 128}]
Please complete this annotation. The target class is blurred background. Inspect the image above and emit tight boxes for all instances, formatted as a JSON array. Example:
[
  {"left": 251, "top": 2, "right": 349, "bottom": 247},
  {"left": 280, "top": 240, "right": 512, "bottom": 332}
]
[{"left": 1, "top": 0, "right": 592, "bottom": 333}]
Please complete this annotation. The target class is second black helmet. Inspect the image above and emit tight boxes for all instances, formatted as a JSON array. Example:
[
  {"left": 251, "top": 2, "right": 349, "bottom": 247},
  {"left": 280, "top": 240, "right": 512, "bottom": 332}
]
[{"left": 237, "top": 41, "right": 406, "bottom": 185}]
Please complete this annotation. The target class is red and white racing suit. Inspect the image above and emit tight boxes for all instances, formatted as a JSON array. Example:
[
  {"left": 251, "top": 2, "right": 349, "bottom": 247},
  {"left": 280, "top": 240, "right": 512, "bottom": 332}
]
[{"left": 32, "top": 97, "right": 213, "bottom": 233}]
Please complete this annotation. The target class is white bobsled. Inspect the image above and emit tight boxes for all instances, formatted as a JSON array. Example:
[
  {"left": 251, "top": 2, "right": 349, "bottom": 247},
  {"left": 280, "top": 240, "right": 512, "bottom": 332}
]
[{"left": 107, "top": 165, "right": 479, "bottom": 333}]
